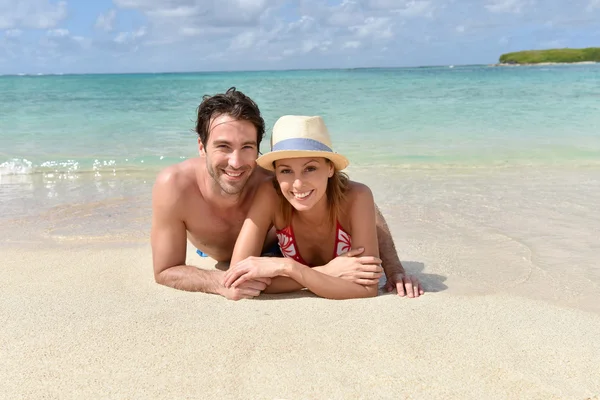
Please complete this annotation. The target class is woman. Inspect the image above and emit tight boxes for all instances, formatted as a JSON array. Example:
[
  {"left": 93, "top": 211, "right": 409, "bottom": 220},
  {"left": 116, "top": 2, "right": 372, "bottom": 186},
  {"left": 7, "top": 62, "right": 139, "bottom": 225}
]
[{"left": 223, "top": 115, "right": 380, "bottom": 299}]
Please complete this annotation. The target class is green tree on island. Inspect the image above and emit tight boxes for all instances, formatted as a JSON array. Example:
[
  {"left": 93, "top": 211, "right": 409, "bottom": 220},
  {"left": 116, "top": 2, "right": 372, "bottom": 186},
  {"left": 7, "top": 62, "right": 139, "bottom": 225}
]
[{"left": 499, "top": 47, "right": 600, "bottom": 64}]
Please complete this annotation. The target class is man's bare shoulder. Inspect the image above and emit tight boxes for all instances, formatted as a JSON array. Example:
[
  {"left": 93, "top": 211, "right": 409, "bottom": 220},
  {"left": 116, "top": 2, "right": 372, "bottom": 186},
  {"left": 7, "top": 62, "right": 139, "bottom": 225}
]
[
  {"left": 153, "top": 158, "right": 202, "bottom": 204},
  {"left": 345, "top": 180, "right": 374, "bottom": 205},
  {"left": 256, "top": 177, "right": 278, "bottom": 197},
  {"left": 347, "top": 179, "right": 371, "bottom": 193}
]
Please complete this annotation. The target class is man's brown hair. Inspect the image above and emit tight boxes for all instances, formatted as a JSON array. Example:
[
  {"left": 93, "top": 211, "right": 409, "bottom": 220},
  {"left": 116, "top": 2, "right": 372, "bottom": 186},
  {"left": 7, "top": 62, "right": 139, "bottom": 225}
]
[{"left": 195, "top": 87, "right": 265, "bottom": 147}]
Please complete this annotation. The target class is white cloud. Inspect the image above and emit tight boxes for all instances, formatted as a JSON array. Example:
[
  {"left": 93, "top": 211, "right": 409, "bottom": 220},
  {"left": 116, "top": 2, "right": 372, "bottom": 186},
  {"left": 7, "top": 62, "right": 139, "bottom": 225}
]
[
  {"left": 301, "top": 40, "right": 319, "bottom": 53},
  {"left": 587, "top": 0, "right": 600, "bottom": 10},
  {"left": 308, "top": 39, "right": 332, "bottom": 53},
  {"left": 0, "top": 0, "right": 67, "bottom": 30},
  {"left": 456, "top": 25, "right": 465, "bottom": 33},
  {"left": 391, "top": 1, "right": 434, "bottom": 17},
  {"left": 146, "top": 5, "right": 199, "bottom": 19},
  {"left": 114, "top": 0, "right": 274, "bottom": 27},
  {"left": 349, "top": 17, "right": 393, "bottom": 39},
  {"left": 72, "top": 35, "right": 92, "bottom": 50},
  {"left": 287, "top": 16, "right": 318, "bottom": 34},
  {"left": 343, "top": 40, "right": 361, "bottom": 48},
  {"left": 229, "top": 31, "right": 257, "bottom": 50},
  {"left": 109, "top": 0, "right": 280, "bottom": 49},
  {"left": 5, "top": 29, "right": 22, "bottom": 37},
  {"left": 485, "top": 0, "right": 532, "bottom": 14},
  {"left": 114, "top": 27, "right": 147, "bottom": 44},
  {"left": 367, "top": 0, "right": 393, "bottom": 8},
  {"left": 47, "top": 28, "right": 69, "bottom": 37},
  {"left": 95, "top": 9, "right": 117, "bottom": 32},
  {"left": 2, "top": 26, "right": 94, "bottom": 70},
  {"left": 177, "top": 27, "right": 203, "bottom": 37},
  {"left": 327, "top": 0, "right": 366, "bottom": 26}
]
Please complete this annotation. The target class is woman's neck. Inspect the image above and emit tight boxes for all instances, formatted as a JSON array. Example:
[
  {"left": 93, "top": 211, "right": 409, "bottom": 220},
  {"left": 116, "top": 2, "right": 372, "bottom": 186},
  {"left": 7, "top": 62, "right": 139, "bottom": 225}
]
[{"left": 294, "top": 194, "right": 330, "bottom": 227}]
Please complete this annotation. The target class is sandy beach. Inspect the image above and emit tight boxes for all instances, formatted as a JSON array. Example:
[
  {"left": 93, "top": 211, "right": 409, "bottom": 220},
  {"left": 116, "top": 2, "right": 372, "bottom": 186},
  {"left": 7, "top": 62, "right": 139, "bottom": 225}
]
[
  {"left": 2, "top": 243, "right": 599, "bottom": 400},
  {"left": 2, "top": 165, "right": 599, "bottom": 399}
]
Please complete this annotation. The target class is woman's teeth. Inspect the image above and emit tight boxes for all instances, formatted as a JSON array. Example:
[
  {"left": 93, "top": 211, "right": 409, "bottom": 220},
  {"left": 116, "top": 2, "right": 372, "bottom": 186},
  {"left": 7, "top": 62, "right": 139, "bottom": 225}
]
[{"left": 293, "top": 191, "right": 312, "bottom": 199}]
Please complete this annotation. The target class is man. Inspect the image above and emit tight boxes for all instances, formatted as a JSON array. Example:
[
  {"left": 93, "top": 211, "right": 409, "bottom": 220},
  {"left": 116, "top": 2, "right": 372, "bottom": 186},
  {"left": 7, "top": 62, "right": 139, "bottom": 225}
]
[{"left": 151, "top": 87, "right": 423, "bottom": 300}]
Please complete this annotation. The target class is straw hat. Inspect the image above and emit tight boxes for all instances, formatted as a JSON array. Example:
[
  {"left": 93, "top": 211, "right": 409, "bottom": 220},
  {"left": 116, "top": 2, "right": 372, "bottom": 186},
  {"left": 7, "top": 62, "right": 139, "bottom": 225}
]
[{"left": 257, "top": 115, "right": 349, "bottom": 171}]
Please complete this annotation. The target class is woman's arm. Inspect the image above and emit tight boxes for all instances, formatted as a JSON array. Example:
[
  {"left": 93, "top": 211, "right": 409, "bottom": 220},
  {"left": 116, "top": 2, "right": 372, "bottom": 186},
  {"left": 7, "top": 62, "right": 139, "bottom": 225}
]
[{"left": 230, "top": 182, "right": 277, "bottom": 266}]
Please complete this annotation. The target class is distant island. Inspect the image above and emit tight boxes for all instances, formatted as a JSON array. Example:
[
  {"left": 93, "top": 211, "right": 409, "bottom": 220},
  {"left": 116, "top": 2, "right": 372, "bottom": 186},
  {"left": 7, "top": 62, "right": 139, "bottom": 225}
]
[{"left": 496, "top": 47, "right": 600, "bottom": 66}]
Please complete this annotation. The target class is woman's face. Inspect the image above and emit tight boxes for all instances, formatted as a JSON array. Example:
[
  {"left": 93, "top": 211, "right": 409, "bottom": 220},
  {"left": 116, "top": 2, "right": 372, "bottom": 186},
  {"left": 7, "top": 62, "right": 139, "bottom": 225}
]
[{"left": 274, "top": 157, "right": 334, "bottom": 212}]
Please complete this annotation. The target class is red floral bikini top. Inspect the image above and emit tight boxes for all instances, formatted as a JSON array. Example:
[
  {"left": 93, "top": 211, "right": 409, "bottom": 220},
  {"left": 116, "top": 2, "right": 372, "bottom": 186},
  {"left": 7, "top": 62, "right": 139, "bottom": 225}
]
[{"left": 275, "top": 221, "right": 352, "bottom": 266}]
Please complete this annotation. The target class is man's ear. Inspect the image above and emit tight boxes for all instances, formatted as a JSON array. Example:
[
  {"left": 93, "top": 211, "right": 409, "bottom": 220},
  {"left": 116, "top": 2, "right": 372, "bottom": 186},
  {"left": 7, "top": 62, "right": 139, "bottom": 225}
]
[{"left": 198, "top": 137, "right": 205, "bottom": 156}]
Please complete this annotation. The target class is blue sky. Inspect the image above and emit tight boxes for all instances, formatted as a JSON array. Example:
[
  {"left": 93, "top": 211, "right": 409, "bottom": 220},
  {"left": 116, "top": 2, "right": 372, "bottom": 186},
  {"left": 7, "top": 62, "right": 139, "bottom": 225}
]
[{"left": 1, "top": 0, "right": 599, "bottom": 74}]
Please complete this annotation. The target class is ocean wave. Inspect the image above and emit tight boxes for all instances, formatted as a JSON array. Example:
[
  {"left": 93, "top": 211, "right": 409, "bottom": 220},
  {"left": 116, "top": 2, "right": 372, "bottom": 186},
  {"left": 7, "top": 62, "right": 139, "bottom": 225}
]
[
  {"left": 0, "top": 158, "right": 34, "bottom": 175},
  {"left": 0, "top": 157, "right": 172, "bottom": 177}
]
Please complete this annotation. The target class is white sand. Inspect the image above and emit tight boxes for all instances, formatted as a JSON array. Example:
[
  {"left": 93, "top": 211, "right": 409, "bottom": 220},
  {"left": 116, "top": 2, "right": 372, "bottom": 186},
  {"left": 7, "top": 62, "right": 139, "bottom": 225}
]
[
  {"left": 1, "top": 243, "right": 599, "bottom": 399},
  {"left": 2, "top": 165, "right": 600, "bottom": 399}
]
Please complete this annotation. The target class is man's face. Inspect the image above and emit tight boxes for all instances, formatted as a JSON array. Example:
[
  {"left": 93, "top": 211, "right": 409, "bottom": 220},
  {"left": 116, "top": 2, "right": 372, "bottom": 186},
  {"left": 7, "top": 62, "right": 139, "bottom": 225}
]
[{"left": 200, "top": 114, "right": 259, "bottom": 196}]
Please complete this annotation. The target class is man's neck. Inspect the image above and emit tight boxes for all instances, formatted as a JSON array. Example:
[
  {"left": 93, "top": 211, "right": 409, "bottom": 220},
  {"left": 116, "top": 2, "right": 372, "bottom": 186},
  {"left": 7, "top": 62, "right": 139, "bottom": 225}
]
[{"left": 198, "top": 170, "right": 248, "bottom": 210}]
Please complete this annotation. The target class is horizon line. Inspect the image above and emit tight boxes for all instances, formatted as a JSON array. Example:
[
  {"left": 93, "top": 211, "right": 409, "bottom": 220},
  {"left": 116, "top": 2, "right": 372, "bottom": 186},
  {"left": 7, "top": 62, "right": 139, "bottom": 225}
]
[{"left": 0, "top": 63, "right": 493, "bottom": 77}]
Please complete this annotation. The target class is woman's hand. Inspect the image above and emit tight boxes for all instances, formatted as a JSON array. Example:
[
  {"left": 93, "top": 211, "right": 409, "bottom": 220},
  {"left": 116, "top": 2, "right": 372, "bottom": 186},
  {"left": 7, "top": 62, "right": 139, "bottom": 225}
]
[
  {"left": 322, "top": 248, "right": 383, "bottom": 286},
  {"left": 223, "top": 257, "right": 289, "bottom": 289}
]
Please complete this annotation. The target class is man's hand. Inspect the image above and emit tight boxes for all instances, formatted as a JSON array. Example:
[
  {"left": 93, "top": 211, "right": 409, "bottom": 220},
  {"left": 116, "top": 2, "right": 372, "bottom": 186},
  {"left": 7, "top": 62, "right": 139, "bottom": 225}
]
[
  {"left": 220, "top": 276, "right": 272, "bottom": 301},
  {"left": 384, "top": 272, "right": 424, "bottom": 298},
  {"left": 321, "top": 248, "right": 383, "bottom": 286},
  {"left": 223, "top": 257, "right": 286, "bottom": 290}
]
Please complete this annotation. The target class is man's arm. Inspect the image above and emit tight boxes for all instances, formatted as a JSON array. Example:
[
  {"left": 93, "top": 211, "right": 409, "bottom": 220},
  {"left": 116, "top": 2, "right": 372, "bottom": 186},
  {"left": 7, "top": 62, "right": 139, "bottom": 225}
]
[
  {"left": 374, "top": 204, "right": 424, "bottom": 297},
  {"left": 151, "top": 172, "right": 267, "bottom": 300},
  {"left": 374, "top": 204, "right": 405, "bottom": 276}
]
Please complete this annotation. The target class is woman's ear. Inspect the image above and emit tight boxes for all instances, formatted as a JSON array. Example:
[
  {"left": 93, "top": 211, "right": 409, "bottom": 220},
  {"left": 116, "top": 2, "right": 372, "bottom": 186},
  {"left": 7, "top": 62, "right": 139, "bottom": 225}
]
[{"left": 328, "top": 162, "right": 334, "bottom": 178}]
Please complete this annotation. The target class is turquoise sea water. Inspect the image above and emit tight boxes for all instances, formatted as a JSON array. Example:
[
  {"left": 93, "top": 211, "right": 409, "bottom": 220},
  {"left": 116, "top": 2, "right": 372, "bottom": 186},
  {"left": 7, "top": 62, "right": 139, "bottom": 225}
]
[{"left": 1, "top": 64, "right": 600, "bottom": 225}]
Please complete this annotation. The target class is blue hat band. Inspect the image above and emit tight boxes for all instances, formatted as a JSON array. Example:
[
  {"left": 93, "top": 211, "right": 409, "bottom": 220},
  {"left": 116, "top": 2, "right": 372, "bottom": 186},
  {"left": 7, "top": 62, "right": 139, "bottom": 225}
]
[{"left": 272, "top": 138, "right": 333, "bottom": 153}]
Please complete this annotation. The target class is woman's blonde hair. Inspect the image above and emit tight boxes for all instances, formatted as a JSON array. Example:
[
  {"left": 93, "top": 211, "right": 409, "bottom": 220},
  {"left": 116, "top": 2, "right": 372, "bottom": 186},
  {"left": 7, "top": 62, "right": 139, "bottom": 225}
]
[{"left": 274, "top": 159, "right": 350, "bottom": 226}]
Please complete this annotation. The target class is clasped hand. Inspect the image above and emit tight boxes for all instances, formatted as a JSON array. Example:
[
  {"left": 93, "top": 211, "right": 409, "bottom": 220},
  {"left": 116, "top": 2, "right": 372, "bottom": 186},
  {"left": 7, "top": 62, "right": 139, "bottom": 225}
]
[
  {"left": 223, "top": 256, "right": 284, "bottom": 290},
  {"left": 323, "top": 248, "right": 384, "bottom": 286}
]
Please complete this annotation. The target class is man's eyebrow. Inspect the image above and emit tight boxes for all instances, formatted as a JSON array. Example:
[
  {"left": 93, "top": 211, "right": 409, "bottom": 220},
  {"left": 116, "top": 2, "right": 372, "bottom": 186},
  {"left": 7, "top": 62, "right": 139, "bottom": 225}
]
[{"left": 212, "top": 139, "right": 257, "bottom": 146}]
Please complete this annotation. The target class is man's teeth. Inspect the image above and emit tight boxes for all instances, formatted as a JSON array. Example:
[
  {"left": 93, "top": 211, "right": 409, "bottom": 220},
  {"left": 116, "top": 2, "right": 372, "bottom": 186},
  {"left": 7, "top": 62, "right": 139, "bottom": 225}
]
[
  {"left": 225, "top": 171, "right": 242, "bottom": 177},
  {"left": 293, "top": 191, "right": 311, "bottom": 199}
]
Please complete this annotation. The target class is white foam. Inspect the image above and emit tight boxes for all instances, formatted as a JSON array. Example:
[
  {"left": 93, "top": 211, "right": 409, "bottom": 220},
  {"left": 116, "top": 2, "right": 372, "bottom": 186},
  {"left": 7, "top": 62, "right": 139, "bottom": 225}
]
[
  {"left": 0, "top": 159, "right": 33, "bottom": 176},
  {"left": 40, "top": 159, "right": 80, "bottom": 172}
]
